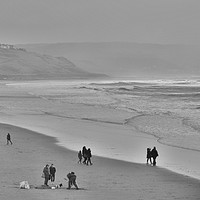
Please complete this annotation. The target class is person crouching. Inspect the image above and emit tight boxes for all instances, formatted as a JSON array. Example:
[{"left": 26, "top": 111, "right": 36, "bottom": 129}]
[{"left": 66, "top": 172, "right": 79, "bottom": 190}]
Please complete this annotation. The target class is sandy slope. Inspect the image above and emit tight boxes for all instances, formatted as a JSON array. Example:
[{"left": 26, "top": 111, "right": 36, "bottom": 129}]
[{"left": 1, "top": 123, "right": 200, "bottom": 200}]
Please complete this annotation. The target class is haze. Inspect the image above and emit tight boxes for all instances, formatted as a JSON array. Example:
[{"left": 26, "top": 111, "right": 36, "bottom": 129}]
[{"left": 1, "top": 0, "right": 200, "bottom": 45}]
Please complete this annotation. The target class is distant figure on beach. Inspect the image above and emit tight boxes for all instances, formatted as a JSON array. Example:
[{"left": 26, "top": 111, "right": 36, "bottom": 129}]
[
  {"left": 78, "top": 150, "right": 82, "bottom": 164},
  {"left": 86, "top": 148, "right": 93, "bottom": 165},
  {"left": 43, "top": 164, "right": 50, "bottom": 186},
  {"left": 151, "top": 147, "right": 159, "bottom": 166},
  {"left": 82, "top": 146, "right": 87, "bottom": 164},
  {"left": 66, "top": 172, "right": 79, "bottom": 190},
  {"left": 146, "top": 148, "right": 152, "bottom": 164},
  {"left": 50, "top": 164, "right": 56, "bottom": 182},
  {"left": 7, "top": 133, "right": 12, "bottom": 145}
]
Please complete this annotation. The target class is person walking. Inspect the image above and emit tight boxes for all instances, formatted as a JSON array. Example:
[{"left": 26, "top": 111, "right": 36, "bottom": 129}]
[
  {"left": 82, "top": 146, "right": 87, "bottom": 164},
  {"left": 43, "top": 164, "right": 50, "bottom": 186},
  {"left": 66, "top": 172, "right": 79, "bottom": 190},
  {"left": 146, "top": 148, "right": 152, "bottom": 164},
  {"left": 151, "top": 147, "right": 159, "bottom": 166},
  {"left": 78, "top": 150, "right": 82, "bottom": 164},
  {"left": 86, "top": 148, "right": 93, "bottom": 165},
  {"left": 7, "top": 133, "right": 13, "bottom": 145},
  {"left": 49, "top": 164, "right": 56, "bottom": 182}
]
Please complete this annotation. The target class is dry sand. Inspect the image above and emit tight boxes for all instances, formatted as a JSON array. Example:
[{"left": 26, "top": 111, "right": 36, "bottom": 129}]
[{"left": 1, "top": 123, "right": 200, "bottom": 200}]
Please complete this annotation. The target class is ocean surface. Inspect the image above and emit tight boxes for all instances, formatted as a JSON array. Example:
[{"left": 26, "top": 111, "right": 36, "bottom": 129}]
[{"left": 1, "top": 79, "right": 200, "bottom": 180}]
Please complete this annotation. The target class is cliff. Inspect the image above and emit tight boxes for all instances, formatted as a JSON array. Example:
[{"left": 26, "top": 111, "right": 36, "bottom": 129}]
[{"left": 0, "top": 47, "right": 107, "bottom": 80}]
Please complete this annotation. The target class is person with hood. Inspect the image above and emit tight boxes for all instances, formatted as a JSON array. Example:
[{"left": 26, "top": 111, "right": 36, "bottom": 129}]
[{"left": 151, "top": 147, "right": 159, "bottom": 166}]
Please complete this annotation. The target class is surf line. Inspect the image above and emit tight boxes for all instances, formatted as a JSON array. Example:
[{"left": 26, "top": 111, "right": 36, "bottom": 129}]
[{"left": 41, "top": 111, "right": 125, "bottom": 125}]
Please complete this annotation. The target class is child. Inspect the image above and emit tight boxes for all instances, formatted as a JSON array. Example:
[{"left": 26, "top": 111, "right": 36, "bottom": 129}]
[{"left": 78, "top": 150, "right": 82, "bottom": 164}]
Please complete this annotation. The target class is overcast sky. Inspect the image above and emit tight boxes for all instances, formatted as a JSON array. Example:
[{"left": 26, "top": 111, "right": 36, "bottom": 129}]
[{"left": 0, "top": 0, "right": 200, "bottom": 45}]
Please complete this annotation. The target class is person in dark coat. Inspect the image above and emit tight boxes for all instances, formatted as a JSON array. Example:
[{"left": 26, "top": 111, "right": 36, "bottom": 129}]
[
  {"left": 49, "top": 164, "right": 56, "bottom": 182},
  {"left": 146, "top": 148, "right": 152, "bottom": 164},
  {"left": 82, "top": 146, "right": 87, "bottom": 164},
  {"left": 7, "top": 133, "right": 13, "bottom": 145},
  {"left": 86, "top": 148, "right": 93, "bottom": 165},
  {"left": 43, "top": 164, "right": 50, "bottom": 186},
  {"left": 66, "top": 172, "right": 79, "bottom": 190},
  {"left": 151, "top": 147, "right": 159, "bottom": 166},
  {"left": 78, "top": 150, "right": 82, "bottom": 164}
]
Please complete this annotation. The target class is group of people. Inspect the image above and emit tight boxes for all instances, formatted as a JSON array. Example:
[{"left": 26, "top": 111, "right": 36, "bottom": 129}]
[
  {"left": 41, "top": 146, "right": 158, "bottom": 189},
  {"left": 78, "top": 146, "right": 93, "bottom": 165},
  {"left": 42, "top": 145, "right": 93, "bottom": 189},
  {"left": 42, "top": 164, "right": 57, "bottom": 186},
  {"left": 42, "top": 164, "right": 79, "bottom": 190},
  {"left": 146, "top": 146, "right": 159, "bottom": 166}
]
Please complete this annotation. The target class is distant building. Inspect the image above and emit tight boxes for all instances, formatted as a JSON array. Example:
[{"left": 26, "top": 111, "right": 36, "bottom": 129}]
[{"left": 0, "top": 43, "right": 26, "bottom": 51}]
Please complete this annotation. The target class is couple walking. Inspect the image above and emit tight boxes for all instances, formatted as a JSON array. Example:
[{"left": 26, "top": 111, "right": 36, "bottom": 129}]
[{"left": 146, "top": 146, "right": 159, "bottom": 166}]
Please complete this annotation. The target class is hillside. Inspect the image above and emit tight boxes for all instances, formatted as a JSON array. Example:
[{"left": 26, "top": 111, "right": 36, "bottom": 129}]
[
  {"left": 17, "top": 42, "right": 200, "bottom": 79},
  {"left": 0, "top": 47, "right": 106, "bottom": 80}
]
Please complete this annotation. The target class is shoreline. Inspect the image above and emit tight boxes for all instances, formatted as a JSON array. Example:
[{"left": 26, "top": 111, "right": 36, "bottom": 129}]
[
  {"left": 1, "top": 122, "right": 200, "bottom": 199},
  {"left": 127, "top": 113, "right": 200, "bottom": 153},
  {"left": 1, "top": 120, "right": 200, "bottom": 181}
]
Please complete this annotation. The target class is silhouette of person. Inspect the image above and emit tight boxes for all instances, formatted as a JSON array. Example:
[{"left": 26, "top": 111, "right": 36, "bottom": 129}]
[
  {"left": 49, "top": 164, "right": 56, "bottom": 182},
  {"left": 82, "top": 146, "right": 87, "bottom": 164},
  {"left": 78, "top": 150, "right": 82, "bottom": 164},
  {"left": 7, "top": 133, "right": 12, "bottom": 145},
  {"left": 86, "top": 148, "right": 93, "bottom": 165},
  {"left": 146, "top": 148, "right": 152, "bottom": 164},
  {"left": 43, "top": 164, "right": 50, "bottom": 186},
  {"left": 151, "top": 147, "right": 159, "bottom": 166},
  {"left": 66, "top": 172, "right": 79, "bottom": 190}
]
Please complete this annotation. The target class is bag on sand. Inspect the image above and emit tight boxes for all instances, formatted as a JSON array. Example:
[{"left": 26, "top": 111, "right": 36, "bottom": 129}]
[{"left": 20, "top": 181, "right": 30, "bottom": 189}]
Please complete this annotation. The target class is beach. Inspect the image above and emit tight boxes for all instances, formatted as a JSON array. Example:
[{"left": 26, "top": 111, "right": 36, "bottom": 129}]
[
  {"left": 1, "top": 123, "right": 200, "bottom": 200},
  {"left": 0, "top": 79, "right": 200, "bottom": 199}
]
